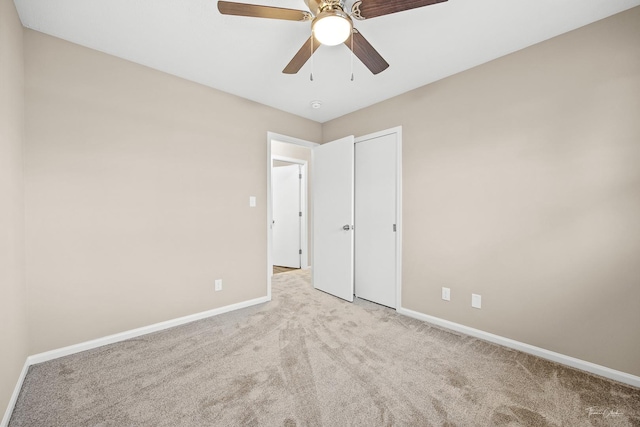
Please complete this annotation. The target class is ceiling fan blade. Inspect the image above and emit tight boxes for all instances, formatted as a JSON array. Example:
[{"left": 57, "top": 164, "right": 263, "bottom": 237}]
[
  {"left": 344, "top": 30, "right": 389, "bottom": 75},
  {"left": 283, "top": 36, "right": 321, "bottom": 74},
  {"left": 218, "top": 1, "right": 312, "bottom": 21},
  {"left": 352, "top": 0, "right": 447, "bottom": 20}
]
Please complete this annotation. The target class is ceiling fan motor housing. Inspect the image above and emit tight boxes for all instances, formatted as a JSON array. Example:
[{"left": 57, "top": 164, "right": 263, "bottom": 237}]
[{"left": 305, "top": 0, "right": 345, "bottom": 16}]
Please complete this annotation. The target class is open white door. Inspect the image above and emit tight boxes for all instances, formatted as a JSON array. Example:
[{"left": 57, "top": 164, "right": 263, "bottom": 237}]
[
  {"left": 313, "top": 136, "right": 355, "bottom": 302},
  {"left": 273, "top": 164, "right": 301, "bottom": 268}
]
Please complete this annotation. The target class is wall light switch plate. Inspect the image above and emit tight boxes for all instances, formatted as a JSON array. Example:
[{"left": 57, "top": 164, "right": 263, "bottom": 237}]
[
  {"left": 441, "top": 287, "right": 451, "bottom": 301},
  {"left": 215, "top": 279, "right": 222, "bottom": 291},
  {"left": 472, "top": 293, "right": 481, "bottom": 309},
  {"left": 249, "top": 196, "right": 256, "bottom": 207}
]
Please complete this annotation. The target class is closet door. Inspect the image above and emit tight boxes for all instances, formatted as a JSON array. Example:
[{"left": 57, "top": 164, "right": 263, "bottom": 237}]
[{"left": 355, "top": 133, "right": 397, "bottom": 308}]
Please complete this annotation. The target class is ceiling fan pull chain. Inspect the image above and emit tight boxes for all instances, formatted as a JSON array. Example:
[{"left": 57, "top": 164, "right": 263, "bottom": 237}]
[
  {"left": 350, "top": 29, "right": 354, "bottom": 81},
  {"left": 310, "top": 35, "right": 314, "bottom": 81}
]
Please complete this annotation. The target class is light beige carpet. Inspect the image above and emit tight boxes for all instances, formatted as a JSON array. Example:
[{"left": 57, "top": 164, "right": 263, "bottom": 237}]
[
  {"left": 10, "top": 269, "right": 640, "bottom": 426},
  {"left": 273, "top": 265, "right": 299, "bottom": 275}
]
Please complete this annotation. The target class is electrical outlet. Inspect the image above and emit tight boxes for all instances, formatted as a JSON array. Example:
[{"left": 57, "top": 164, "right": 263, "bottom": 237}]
[
  {"left": 472, "top": 293, "right": 481, "bottom": 309},
  {"left": 215, "top": 279, "right": 222, "bottom": 292},
  {"left": 249, "top": 196, "right": 256, "bottom": 207},
  {"left": 441, "top": 287, "right": 451, "bottom": 301}
]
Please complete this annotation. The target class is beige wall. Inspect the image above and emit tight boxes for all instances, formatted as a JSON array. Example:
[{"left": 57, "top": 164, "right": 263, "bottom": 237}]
[
  {"left": 271, "top": 141, "right": 314, "bottom": 261},
  {"left": 0, "top": 0, "right": 28, "bottom": 417},
  {"left": 323, "top": 7, "right": 640, "bottom": 376},
  {"left": 24, "top": 30, "right": 321, "bottom": 354}
]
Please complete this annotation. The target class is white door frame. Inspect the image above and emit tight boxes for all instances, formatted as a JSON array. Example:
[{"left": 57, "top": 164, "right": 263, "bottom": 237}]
[
  {"left": 354, "top": 126, "right": 403, "bottom": 310},
  {"left": 272, "top": 156, "right": 308, "bottom": 269},
  {"left": 267, "top": 132, "right": 319, "bottom": 300},
  {"left": 266, "top": 129, "right": 401, "bottom": 308}
]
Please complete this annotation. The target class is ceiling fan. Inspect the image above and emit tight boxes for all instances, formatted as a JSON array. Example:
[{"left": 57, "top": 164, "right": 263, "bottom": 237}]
[{"left": 217, "top": 0, "right": 447, "bottom": 75}]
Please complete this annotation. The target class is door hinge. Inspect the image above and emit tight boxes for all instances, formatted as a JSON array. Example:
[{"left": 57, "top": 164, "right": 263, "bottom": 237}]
[
  {"left": 299, "top": 174, "right": 302, "bottom": 179},
  {"left": 299, "top": 249, "right": 302, "bottom": 254},
  {"left": 299, "top": 211, "right": 302, "bottom": 217},
  {"left": 393, "top": 224, "right": 397, "bottom": 232}
]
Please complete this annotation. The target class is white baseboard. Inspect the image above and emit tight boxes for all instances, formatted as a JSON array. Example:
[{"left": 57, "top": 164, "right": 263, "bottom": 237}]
[
  {"left": 397, "top": 306, "right": 640, "bottom": 389},
  {"left": 1, "top": 360, "right": 29, "bottom": 427},
  {"left": 2, "top": 296, "right": 269, "bottom": 426},
  {"left": 29, "top": 296, "right": 270, "bottom": 365}
]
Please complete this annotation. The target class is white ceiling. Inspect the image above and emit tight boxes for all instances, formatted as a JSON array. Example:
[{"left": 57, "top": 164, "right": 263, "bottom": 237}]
[{"left": 14, "top": 0, "right": 640, "bottom": 122}]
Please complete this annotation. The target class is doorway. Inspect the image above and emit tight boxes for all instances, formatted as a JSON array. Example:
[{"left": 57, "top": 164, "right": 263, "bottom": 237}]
[
  {"left": 266, "top": 133, "right": 318, "bottom": 299},
  {"left": 266, "top": 128, "right": 401, "bottom": 309},
  {"left": 272, "top": 160, "right": 306, "bottom": 272}
]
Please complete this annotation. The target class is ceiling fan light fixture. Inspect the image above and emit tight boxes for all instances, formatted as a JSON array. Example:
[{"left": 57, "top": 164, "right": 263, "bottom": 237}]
[{"left": 312, "top": 10, "right": 352, "bottom": 46}]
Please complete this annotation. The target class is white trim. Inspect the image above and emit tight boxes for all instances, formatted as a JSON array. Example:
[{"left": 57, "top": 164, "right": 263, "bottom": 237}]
[
  {"left": 300, "top": 163, "right": 308, "bottom": 270},
  {"left": 397, "top": 307, "right": 640, "bottom": 389},
  {"left": 1, "top": 360, "right": 29, "bottom": 427},
  {"left": 266, "top": 132, "right": 319, "bottom": 301},
  {"left": 396, "top": 130, "right": 403, "bottom": 312},
  {"left": 268, "top": 132, "right": 319, "bottom": 149},
  {"left": 271, "top": 155, "right": 305, "bottom": 165},
  {"left": 354, "top": 127, "right": 403, "bottom": 310},
  {"left": 28, "top": 296, "right": 269, "bottom": 365},
  {"left": 271, "top": 155, "right": 309, "bottom": 270}
]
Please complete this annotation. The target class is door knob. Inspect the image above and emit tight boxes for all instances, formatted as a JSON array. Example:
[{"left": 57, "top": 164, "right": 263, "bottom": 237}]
[{"left": 343, "top": 225, "right": 351, "bottom": 231}]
